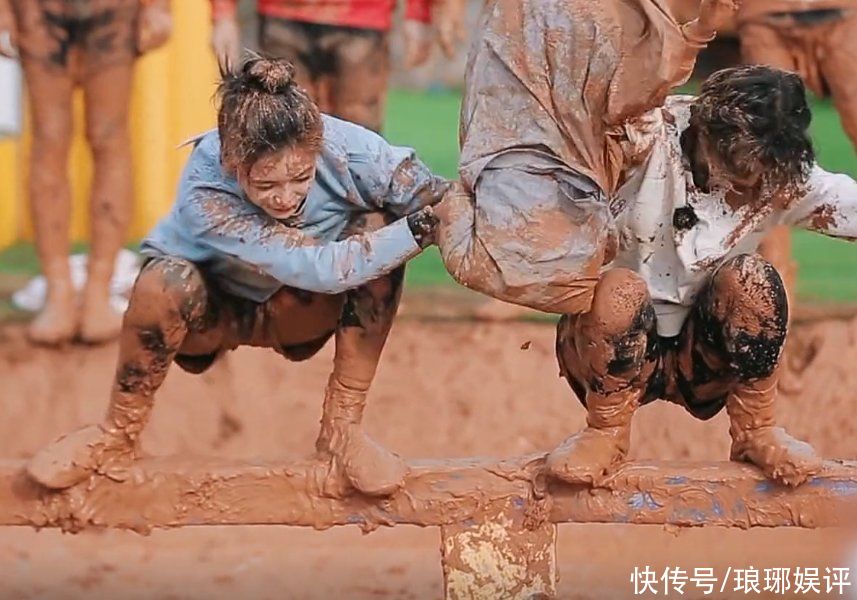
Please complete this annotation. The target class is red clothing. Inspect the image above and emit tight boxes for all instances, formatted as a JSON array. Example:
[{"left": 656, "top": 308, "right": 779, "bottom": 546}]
[
  {"left": 211, "top": 0, "right": 431, "bottom": 30},
  {"left": 739, "top": 0, "right": 857, "bottom": 24}
]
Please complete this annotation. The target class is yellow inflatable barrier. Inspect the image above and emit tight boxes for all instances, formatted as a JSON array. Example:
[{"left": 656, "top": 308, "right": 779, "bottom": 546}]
[{"left": 0, "top": 0, "right": 218, "bottom": 249}]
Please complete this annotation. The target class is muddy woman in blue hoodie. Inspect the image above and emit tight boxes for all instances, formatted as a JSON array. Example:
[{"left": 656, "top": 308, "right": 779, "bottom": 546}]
[{"left": 26, "top": 56, "right": 449, "bottom": 497}]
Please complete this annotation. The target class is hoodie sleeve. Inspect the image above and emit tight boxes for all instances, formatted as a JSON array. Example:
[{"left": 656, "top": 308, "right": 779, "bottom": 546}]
[{"left": 182, "top": 187, "right": 423, "bottom": 295}]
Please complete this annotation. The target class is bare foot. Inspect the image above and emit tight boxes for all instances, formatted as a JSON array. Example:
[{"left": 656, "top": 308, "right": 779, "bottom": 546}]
[
  {"left": 78, "top": 297, "right": 123, "bottom": 344},
  {"left": 320, "top": 425, "right": 409, "bottom": 497},
  {"left": 731, "top": 426, "right": 822, "bottom": 486},
  {"left": 473, "top": 299, "right": 533, "bottom": 322},
  {"left": 545, "top": 426, "right": 630, "bottom": 485},
  {"left": 26, "top": 424, "right": 132, "bottom": 489},
  {"left": 28, "top": 294, "right": 77, "bottom": 346}
]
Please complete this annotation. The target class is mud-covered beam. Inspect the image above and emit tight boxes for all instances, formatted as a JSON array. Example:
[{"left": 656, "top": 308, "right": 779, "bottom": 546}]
[{"left": 0, "top": 457, "right": 854, "bottom": 532}]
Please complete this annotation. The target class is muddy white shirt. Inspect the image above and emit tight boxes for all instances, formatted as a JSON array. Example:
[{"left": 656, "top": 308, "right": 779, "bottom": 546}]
[{"left": 613, "top": 96, "right": 857, "bottom": 337}]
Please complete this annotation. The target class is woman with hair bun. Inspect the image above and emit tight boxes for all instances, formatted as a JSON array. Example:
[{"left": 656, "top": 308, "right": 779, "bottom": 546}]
[{"left": 26, "top": 56, "right": 449, "bottom": 497}]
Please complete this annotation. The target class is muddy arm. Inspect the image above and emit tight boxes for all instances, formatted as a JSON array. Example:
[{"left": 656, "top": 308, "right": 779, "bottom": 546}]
[
  {"left": 680, "top": 0, "right": 737, "bottom": 44},
  {"left": 183, "top": 190, "right": 426, "bottom": 295},
  {"left": 607, "top": 0, "right": 737, "bottom": 124},
  {"left": 349, "top": 131, "right": 451, "bottom": 217},
  {"left": 786, "top": 166, "right": 857, "bottom": 240}
]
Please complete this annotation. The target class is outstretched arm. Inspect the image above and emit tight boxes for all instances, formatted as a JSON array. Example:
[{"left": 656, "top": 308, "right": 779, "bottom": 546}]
[
  {"left": 184, "top": 189, "right": 433, "bottom": 295},
  {"left": 785, "top": 165, "right": 857, "bottom": 239}
]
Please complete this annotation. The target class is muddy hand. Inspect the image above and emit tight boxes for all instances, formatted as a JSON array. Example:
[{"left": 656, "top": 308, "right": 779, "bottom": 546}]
[
  {"left": 26, "top": 424, "right": 134, "bottom": 490},
  {"left": 319, "top": 424, "right": 408, "bottom": 497},
  {"left": 432, "top": 0, "right": 466, "bottom": 59},
  {"left": 697, "top": 0, "right": 738, "bottom": 34},
  {"left": 136, "top": 2, "right": 173, "bottom": 54},
  {"left": 403, "top": 20, "right": 432, "bottom": 68}
]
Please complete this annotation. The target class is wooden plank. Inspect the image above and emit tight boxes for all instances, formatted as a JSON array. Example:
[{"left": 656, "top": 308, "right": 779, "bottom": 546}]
[{"left": 0, "top": 457, "right": 854, "bottom": 533}]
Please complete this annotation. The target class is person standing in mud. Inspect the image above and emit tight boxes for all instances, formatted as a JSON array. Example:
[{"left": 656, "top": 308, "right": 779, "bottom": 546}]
[
  {"left": 0, "top": 0, "right": 172, "bottom": 345},
  {"left": 436, "top": 0, "right": 857, "bottom": 486},
  {"left": 209, "top": 0, "right": 465, "bottom": 133},
  {"left": 26, "top": 56, "right": 448, "bottom": 496}
]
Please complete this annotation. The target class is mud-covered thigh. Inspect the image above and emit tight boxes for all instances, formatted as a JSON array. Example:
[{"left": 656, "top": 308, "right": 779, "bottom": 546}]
[
  {"left": 555, "top": 255, "right": 787, "bottom": 421},
  {"left": 13, "top": 0, "right": 139, "bottom": 76},
  {"left": 176, "top": 284, "right": 345, "bottom": 370},
  {"left": 127, "top": 258, "right": 343, "bottom": 374}
]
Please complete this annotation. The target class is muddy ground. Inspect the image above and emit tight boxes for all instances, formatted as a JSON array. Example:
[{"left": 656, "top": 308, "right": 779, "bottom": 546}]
[{"left": 1, "top": 310, "right": 856, "bottom": 599}]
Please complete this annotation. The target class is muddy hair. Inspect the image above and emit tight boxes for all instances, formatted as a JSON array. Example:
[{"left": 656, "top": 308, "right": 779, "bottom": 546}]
[
  {"left": 690, "top": 65, "right": 815, "bottom": 194},
  {"left": 216, "top": 55, "right": 323, "bottom": 174}
]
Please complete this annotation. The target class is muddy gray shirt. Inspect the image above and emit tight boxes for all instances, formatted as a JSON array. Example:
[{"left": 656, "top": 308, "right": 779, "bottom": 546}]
[{"left": 141, "top": 115, "right": 448, "bottom": 302}]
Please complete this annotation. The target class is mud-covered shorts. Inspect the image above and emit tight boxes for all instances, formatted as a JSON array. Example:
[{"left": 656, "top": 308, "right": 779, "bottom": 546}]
[
  {"left": 12, "top": 0, "right": 139, "bottom": 75},
  {"left": 259, "top": 16, "right": 390, "bottom": 132},
  {"left": 557, "top": 255, "right": 789, "bottom": 421},
  {"left": 138, "top": 257, "right": 343, "bottom": 376}
]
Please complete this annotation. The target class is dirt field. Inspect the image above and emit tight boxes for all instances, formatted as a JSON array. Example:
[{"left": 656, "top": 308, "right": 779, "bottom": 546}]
[{"left": 1, "top": 314, "right": 856, "bottom": 599}]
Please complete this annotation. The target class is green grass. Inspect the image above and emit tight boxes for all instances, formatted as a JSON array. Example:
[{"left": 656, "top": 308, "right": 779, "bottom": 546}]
[
  {"left": 2, "top": 90, "right": 857, "bottom": 304},
  {"left": 794, "top": 96, "right": 857, "bottom": 303}
]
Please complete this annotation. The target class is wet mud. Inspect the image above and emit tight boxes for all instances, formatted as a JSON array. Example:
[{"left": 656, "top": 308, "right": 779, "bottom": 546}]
[{"left": 0, "top": 315, "right": 856, "bottom": 597}]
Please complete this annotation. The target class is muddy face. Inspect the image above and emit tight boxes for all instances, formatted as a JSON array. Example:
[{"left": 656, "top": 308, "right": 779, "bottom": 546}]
[
  {"left": 689, "top": 126, "right": 765, "bottom": 200},
  {"left": 237, "top": 144, "right": 318, "bottom": 221}
]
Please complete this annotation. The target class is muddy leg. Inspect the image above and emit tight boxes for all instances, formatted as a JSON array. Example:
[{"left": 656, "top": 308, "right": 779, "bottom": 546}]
[
  {"left": 315, "top": 266, "right": 408, "bottom": 496},
  {"left": 77, "top": 60, "right": 135, "bottom": 343},
  {"left": 329, "top": 29, "right": 389, "bottom": 132},
  {"left": 546, "top": 268, "right": 657, "bottom": 485},
  {"left": 698, "top": 254, "right": 821, "bottom": 486},
  {"left": 257, "top": 17, "right": 321, "bottom": 106},
  {"left": 22, "top": 60, "right": 77, "bottom": 345},
  {"left": 27, "top": 257, "right": 213, "bottom": 489},
  {"left": 820, "top": 15, "right": 857, "bottom": 151}
]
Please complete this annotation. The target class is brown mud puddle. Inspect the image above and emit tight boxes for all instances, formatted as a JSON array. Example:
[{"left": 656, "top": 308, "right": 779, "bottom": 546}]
[{"left": 0, "top": 316, "right": 856, "bottom": 599}]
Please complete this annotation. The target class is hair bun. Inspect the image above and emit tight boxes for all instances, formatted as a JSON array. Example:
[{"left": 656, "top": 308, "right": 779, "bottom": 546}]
[{"left": 245, "top": 58, "right": 295, "bottom": 94}]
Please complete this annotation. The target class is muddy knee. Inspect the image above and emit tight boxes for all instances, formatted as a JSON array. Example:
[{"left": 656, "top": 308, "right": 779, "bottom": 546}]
[
  {"left": 86, "top": 119, "right": 131, "bottom": 161},
  {"left": 340, "top": 266, "right": 405, "bottom": 331},
  {"left": 585, "top": 268, "right": 653, "bottom": 336},
  {"left": 702, "top": 254, "right": 788, "bottom": 379},
  {"left": 130, "top": 258, "right": 211, "bottom": 328},
  {"left": 559, "top": 268, "right": 655, "bottom": 387}
]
